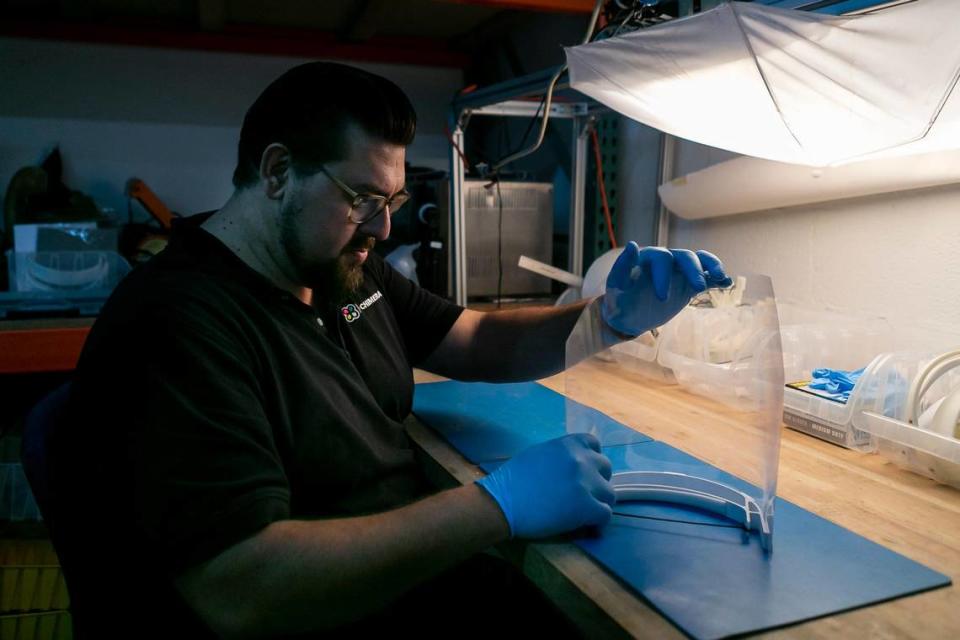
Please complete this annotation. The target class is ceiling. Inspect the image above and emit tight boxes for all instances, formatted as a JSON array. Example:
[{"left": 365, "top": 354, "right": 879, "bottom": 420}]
[{"left": 1, "top": 0, "right": 598, "bottom": 68}]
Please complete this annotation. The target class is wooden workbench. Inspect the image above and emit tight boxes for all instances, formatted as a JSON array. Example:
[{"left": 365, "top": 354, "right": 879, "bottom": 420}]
[{"left": 408, "top": 360, "right": 960, "bottom": 639}]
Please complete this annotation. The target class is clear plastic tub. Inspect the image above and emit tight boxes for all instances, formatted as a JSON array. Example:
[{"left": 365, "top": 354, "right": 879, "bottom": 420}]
[
  {"left": 657, "top": 300, "right": 894, "bottom": 445},
  {"left": 851, "top": 350, "right": 960, "bottom": 488},
  {"left": 780, "top": 318, "right": 892, "bottom": 449},
  {"left": 607, "top": 330, "right": 675, "bottom": 383},
  {"left": 7, "top": 250, "right": 131, "bottom": 293},
  {"left": 656, "top": 299, "right": 778, "bottom": 410}
]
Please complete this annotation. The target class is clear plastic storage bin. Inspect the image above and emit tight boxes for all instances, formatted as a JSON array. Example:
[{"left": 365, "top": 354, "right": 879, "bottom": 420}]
[
  {"left": 657, "top": 299, "right": 894, "bottom": 446},
  {"left": 851, "top": 350, "right": 960, "bottom": 489},
  {"left": 780, "top": 318, "right": 892, "bottom": 449},
  {"left": 7, "top": 250, "right": 130, "bottom": 293},
  {"left": 607, "top": 330, "right": 674, "bottom": 383},
  {"left": 656, "top": 300, "right": 777, "bottom": 409}
]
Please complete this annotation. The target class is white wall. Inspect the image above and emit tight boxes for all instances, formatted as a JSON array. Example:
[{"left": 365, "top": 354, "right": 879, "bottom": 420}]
[
  {"left": 0, "top": 37, "right": 461, "bottom": 223},
  {"left": 668, "top": 140, "right": 960, "bottom": 333}
]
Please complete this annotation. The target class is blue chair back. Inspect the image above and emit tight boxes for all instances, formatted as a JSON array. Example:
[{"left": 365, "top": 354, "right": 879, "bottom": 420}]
[{"left": 21, "top": 382, "right": 71, "bottom": 528}]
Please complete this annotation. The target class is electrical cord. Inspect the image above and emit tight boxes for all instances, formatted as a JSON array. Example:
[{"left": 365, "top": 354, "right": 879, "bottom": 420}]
[
  {"left": 490, "top": 0, "right": 604, "bottom": 173},
  {"left": 483, "top": 1, "right": 674, "bottom": 174},
  {"left": 595, "top": 0, "right": 673, "bottom": 40},
  {"left": 444, "top": 123, "right": 471, "bottom": 172},
  {"left": 478, "top": 175, "right": 505, "bottom": 308},
  {"left": 590, "top": 126, "right": 618, "bottom": 249},
  {"left": 508, "top": 93, "right": 548, "bottom": 162}
]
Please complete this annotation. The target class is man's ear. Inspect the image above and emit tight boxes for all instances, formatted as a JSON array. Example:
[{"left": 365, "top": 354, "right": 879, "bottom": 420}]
[{"left": 259, "top": 143, "right": 291, "bottom": 199}]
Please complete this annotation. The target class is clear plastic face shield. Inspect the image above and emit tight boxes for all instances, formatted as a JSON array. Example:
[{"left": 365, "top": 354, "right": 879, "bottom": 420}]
[{"left": 565, "top": 274, "right": 784, "bottom": 551}]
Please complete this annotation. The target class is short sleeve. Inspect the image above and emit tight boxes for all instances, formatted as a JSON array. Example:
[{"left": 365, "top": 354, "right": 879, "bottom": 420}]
[
  {"left": 72, "top": 284, "right": 290, "bottom": 573},
  {"left": 376, "top": 255, "right": 464, "bottom": 365}
]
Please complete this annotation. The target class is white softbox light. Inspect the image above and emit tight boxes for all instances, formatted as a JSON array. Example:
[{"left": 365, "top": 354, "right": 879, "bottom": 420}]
[{"left": 566, "top": 0, "right": 960, "bottom": 167}]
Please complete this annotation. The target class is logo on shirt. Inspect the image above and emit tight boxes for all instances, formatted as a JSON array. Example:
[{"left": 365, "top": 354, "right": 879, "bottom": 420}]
[
  {"left": 342, "top": 304, "right": 360, "bottom": 322},
  {"left": 341, "top": 290, "right": 383, "bottom": 323}
]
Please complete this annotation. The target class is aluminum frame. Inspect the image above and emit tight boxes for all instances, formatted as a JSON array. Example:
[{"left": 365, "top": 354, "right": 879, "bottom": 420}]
[{"left": 448, "top": 69, "right": 609, "bottom": 306}]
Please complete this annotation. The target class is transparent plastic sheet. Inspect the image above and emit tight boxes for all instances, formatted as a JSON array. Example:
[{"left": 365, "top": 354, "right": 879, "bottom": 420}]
[
  {"left": 565, "top": 274, "right": 784, "bottom": 550},
  {"left": 606, "top": 331, "right": 674, "bottom": 384}
]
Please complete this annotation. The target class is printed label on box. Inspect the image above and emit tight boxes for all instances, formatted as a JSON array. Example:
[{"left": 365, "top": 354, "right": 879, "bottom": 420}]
[{"left": 783, "top": 410, "right": 870, "bottom": 447}]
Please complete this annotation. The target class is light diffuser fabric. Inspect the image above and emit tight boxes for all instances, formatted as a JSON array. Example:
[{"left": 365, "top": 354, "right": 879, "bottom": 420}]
[{"left": 566, "top": 0, "right": 960, "bottom": 166}]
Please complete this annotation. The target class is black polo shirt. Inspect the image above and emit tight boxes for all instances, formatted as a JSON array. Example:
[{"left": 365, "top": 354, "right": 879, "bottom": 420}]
[{"left": 53, "top": 213, "right": 463, "bottom": 636}]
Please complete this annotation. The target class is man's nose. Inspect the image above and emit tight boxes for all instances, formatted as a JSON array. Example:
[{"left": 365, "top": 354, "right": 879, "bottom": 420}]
[{"left": 361, "top": 208, "right": 391, "bottom": 241}]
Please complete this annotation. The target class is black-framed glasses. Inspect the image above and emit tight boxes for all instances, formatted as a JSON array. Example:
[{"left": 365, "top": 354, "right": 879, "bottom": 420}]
[{"left": 318, "top": 165, "right": 410, "bottom": 224}]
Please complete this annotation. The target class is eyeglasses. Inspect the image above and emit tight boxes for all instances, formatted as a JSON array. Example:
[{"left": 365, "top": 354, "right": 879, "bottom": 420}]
[{"left": 318, "top": 165, "right": 410, "bottom": 224}]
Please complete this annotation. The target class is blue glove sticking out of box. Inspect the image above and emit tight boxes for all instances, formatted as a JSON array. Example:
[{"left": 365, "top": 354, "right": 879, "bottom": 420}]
[
  {"left": 808, "top": 366, "right": 865, "bottom": 403},
  {"left": 601, "top": 243, "right": 733, "bottom": 337},
  {"left": 476, "top": 433, "right": 615, "bottom": 538}
]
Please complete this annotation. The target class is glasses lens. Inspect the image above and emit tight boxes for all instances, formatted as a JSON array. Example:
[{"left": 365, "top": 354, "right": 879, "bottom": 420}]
[
  {"left": 388, "top": 192, "right": 410, "bottom": 213},
  {"left": 353, "top": 197, "right": 386, "bottom": 223}
]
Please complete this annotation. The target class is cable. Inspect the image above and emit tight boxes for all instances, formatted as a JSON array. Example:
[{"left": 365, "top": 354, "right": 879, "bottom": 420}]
[
  {"left": 508, "top": 93, "right": 548, "bottom": 161},
  {"left": 443, "top": 123, "right": 470, "bottom": 172},
  {"left": 611, "top": 7, "right": 637, "bottom": 37},
  {"left": 595, "top": 1, "right": 674, "bottom": 40},
  {"left": 490, "top": 0, "right": 604, "bottom": 173},
  {"left": 491, "top": 66, "right": 565, "bottom": 173},
  {"left": 590, "top": 126, "right": 618, "bottom": 249}
]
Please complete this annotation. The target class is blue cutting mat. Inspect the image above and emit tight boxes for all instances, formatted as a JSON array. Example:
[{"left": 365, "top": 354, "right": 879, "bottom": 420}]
[
  {"left": 413, "top": 381, "right": 951, "bottom": 639},
  {"left": 413, "top": 380, "right": 650, "bottom": 462}
]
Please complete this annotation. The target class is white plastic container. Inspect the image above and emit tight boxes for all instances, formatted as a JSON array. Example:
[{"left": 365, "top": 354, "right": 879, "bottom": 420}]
[
  {"left": 656, "top": 301, "right": 776, "bottom": 409},
  {"left": 657, "top": 301, "right": 891, "bottom": 426},
  {"left": 609, "top": 330, "right": 674, "bottom": 383},
  {"left": 851, "top": 351, "right": 960, "bottom": 488}
]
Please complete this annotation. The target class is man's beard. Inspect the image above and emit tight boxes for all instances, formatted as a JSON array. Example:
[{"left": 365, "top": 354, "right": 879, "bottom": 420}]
[{"left": 279, "top": 200, "right": 373, "bottom": 305}]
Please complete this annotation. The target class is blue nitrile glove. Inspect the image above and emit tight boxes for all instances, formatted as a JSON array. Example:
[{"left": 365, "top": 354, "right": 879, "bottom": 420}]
[
  {"left": 807, "top": 366, "right": 865, "bottom": 403},
  {"left": 476, "top": 433, "right": 615, "bottom": 539},
  {"left": 601, "top": 242, "right": 733, "bottom": 337}
]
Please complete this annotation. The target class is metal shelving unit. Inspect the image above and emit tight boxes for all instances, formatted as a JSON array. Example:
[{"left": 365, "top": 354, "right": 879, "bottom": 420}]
[
  {"left": 447, "top": 66, "right": 610, "bottom": 306},
  {"left": 445, "top": 0, "right": 896, "bottom": 306}
]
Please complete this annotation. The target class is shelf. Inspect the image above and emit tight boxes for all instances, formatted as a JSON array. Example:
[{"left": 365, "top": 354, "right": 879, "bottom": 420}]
[
  {"left": 448, "top": 66, "right": 611, "bottom": 306},
  {"left": 0, "top": 320, "right": 93, "bottom": 374}
]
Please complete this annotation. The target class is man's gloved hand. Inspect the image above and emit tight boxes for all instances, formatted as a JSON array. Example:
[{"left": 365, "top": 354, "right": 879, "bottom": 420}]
[
  {"left": 601, "top": 242, "right": 733, "bottom": 337},
  {"left": 476, "top": 433, "right": 615, "bottom": 539}
]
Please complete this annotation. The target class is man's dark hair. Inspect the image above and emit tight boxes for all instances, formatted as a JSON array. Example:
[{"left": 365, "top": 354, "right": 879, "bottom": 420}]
[{"left": 232, "top": 61, "right": 417, "bottom": 188}]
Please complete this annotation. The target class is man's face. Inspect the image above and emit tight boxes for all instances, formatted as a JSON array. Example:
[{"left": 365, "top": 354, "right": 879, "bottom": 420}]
[{"left": 278, "top": 126, "right": 405, "bottom": 303}]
